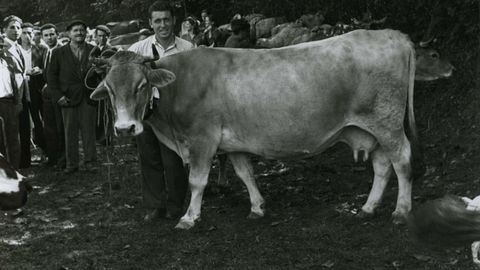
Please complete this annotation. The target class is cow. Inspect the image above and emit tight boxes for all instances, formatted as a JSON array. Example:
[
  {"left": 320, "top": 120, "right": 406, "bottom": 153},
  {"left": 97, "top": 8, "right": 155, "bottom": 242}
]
[
  {"left": 254, "top": 16, "right": 287, "bottom": 40},
  {"left": 298, "top": 12, "right": 325, "bottom": 29},
  {"left": 415, "top": 46, "right": 454, "bottom": 81},
  {"left": 109, "top": 29, "right": 153, "bottom": 50},
  {"left": 91, "top": 29, "right": 418, "bottom": 230},
  {"left": 289, "top": 25, "right": 330, "bottom": 45},
  {"left": 106, "top": 19, "right": 144, "bottom": 36},
  {"left": 0, "top": 154, "right": 32, "bottom": 211},
  {"left": 256, "top": 24, "right": 310, "bottom": 48}
]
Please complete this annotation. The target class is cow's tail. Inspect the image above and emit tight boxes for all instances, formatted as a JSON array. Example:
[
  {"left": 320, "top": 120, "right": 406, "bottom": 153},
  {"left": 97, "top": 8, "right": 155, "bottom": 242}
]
[
  {"left": 406, "top": 47, "right": 417, "bottom": 143},
  {"left": 408, "top": 195, "right": 480, "bottom": 247},
  {"left": 406, "top": 46, "right": 425, "bottom": 179}
]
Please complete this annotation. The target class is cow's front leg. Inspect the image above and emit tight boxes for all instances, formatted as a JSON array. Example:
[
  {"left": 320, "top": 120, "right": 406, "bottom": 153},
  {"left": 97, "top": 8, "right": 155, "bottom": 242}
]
[
  {"left": 228, "top": 153, "right": 265, "bottom": 218},
  {"left": 175, "top": 159, "right": 212, "bottom": 230}
]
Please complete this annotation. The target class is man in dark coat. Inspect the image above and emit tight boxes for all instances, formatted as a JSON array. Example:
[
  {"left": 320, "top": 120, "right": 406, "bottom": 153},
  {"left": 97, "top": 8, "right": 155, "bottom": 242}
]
[
  {"left": 40, "top": 23, "right": 65, "bottom": 168},
  {"left": 47, "top": 20, "right": 97, "bottom": 174}
]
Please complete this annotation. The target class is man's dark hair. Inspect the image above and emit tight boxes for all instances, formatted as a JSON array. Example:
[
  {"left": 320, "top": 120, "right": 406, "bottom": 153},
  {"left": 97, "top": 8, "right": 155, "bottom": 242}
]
[
  {"left": 2, "top": 15, "right": 22, "bottom": 28},
  {"left": 148, "top": 1, "right": 175, "bottom": 18},
  {"left": 21, "top": 22, "right": 34, "bottom": 29},
  {"left": 40, "top": 23, "right": 57, "bottom": 34}
]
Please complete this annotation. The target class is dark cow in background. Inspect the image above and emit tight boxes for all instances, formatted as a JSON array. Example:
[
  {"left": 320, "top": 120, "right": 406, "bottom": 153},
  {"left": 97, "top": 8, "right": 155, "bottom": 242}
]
[
  {"left": 252, "top": 13, "right": 453, "bottom": 81},
  {"left": 92, "top": 29, "right": 418, "bottom": 230},
  {"left": 0, "top": 154, "right": 32, "bottom": 211},
  {"left": 106, "top": 19, "right": 144, "bottom": 36},
  {"left": 256, "top": 12, "right": 325, "bottom": 48},
  {"left": 415, "top": 40, "right": 454, "bottom": 81},
  {"left": 254, "top": 16, "right": 287, "bottom": 39},
  {"left": 109, "top": 28, "right": 153, "bottom": 50}
]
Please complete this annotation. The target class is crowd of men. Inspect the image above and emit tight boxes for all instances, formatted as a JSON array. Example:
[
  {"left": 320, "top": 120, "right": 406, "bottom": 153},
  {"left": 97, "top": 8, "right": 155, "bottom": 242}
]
[{"left": 0, "top": 16, "right": 108, "bottom": 173}]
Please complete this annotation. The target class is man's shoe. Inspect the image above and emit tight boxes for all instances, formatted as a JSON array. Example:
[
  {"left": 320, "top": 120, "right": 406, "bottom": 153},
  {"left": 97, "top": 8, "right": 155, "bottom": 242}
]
[
  {"left": 144, "top": 208, "right": 166, "bottom": 222},
  {"left": 84, "top": 161, "right": 98, "bottom": 172},
  {"left": 165, "top": 208, "right": 183, "bottom": 220},
  {"left": 63, "top": 167, "right": 78, "bottom": 175}
]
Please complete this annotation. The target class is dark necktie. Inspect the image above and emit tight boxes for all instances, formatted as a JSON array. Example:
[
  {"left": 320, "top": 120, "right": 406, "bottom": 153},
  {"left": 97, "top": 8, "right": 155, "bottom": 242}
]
[
  {"left": 151, "top": 44, "right": 159, "bottom": 69},
  {"left": 14, "top": 44, "right": 25, "bottom": 71},
  {"left": 44, "top": 50, "right": 51, "bottom": 69}
]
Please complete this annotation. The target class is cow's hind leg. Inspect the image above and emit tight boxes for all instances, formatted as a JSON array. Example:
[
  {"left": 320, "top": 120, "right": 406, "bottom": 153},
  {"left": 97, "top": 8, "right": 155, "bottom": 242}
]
[
  {"left": 389, "top": 135, "right": 413, "bottom": 224},
  {"left": 228, "top": 153, "right": 265, "bottom": 219},
  {"left": 360, "top": 147, "right": 393, "bottom": 217},
  {"left": 376, "top": 132, "right": 413, "bottom": 225}
]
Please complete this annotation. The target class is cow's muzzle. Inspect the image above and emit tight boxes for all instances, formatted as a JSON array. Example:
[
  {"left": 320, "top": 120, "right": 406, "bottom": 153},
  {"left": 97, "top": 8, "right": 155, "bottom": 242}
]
[{"left": 114, "top": 123, "right": 142, "bottom": 136}]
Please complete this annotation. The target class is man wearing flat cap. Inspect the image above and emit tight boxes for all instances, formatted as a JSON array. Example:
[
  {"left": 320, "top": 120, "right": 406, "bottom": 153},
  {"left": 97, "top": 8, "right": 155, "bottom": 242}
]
[
  {"left": 47, "top": 20, "right": 98, "bottom": 174},
  {"left": 92, "top": 24, "right": 117, "bottom": 145}
]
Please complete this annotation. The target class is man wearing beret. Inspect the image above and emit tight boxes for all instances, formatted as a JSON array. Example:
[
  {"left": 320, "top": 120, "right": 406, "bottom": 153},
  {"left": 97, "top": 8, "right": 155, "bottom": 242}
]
[{"left": 47, "top": 20, "right": 98, "bottom": 174}]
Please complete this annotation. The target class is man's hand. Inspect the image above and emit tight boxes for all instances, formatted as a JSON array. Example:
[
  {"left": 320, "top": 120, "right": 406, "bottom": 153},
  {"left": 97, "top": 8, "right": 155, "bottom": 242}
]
[
  {"left": 57, "top": 96, "right": 70, "bottom": 106},
  {"left": 15, "top": 104, "right": 23, "bottom": 114},
  {"left": 26, "top": 66, "right": 42, "bottom": 76},
  {"left": 93, "top": 66, "right": 105, "bottom": 74}
]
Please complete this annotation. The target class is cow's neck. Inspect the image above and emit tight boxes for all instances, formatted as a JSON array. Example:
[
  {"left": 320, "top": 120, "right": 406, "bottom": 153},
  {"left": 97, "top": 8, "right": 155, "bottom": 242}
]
[{"left": 145, "top": 85, "right": 188, "bottom": 164}]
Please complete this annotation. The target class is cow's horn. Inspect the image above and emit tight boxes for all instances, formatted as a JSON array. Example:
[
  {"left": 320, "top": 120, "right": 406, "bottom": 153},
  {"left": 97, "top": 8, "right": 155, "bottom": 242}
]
[
  {"left": 419, "top": 36, "right": 434, "bottom": 47},
  {"left": 143, "top": 56, "right": 160, "bottom": 69}
]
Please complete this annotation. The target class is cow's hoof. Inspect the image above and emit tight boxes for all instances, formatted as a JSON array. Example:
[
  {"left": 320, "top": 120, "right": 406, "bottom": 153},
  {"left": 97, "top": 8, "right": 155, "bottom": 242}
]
[
  {"left": 247, "top": 211, "right": 264, "bottom": 219},
  {"left": 174, "top": 219, "right": 195, "bottom": 230},
  {"left": 391, "top": 212, "right": 408, "bottom": 225},
  {"left": 357, "top": 210, "right": 374, "bottom": 219}
]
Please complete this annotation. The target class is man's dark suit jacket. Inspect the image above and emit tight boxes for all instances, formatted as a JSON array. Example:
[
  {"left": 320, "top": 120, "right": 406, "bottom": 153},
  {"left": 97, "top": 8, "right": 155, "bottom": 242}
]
[
  {"left": 29, "top": 44, "right": 47, "bottom": 93},
  {"left": 47, "top": 42, "right": 96, "bottom": 107}
]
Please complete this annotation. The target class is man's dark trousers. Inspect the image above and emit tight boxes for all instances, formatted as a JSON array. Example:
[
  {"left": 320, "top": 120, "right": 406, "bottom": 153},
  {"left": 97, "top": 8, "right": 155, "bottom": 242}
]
[{"left": 136, "top": 123, "right": 188, "bottom": 213}]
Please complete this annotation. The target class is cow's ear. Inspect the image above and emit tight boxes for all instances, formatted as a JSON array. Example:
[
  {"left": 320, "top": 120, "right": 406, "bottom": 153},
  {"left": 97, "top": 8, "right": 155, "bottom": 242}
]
[
  {"left": 147, "top": 69, "right": 176, "bottom": 88},
  {"left": 90, "top": 81, "right": 109, "bottom": 100}
]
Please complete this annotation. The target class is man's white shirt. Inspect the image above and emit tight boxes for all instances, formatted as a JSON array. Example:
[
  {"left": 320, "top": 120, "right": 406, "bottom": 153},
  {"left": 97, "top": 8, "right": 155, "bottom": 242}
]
[{"left": 128, "top": 35, "right": 194, "bottom": 98}]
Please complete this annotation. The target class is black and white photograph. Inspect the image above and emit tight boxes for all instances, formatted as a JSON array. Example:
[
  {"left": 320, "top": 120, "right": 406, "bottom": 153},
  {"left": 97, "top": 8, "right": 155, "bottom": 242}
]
[{"left": 0, "top": 0, "right": 478, "bottom": 269}]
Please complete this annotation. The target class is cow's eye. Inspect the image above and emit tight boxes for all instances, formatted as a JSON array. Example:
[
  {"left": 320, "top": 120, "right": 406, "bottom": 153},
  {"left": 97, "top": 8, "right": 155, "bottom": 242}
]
[{"left": 430, "top": 52, "right": 439, "bottom": 59}]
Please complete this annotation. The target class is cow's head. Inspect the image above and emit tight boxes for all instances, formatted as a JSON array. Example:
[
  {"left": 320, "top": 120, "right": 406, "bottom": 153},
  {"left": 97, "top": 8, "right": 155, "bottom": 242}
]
[
  {"left": 415, "top": 41, "right": 454, "bottom": 81},
  {"left": 90, "top": 51, "right": 176, "bottom": 136}
]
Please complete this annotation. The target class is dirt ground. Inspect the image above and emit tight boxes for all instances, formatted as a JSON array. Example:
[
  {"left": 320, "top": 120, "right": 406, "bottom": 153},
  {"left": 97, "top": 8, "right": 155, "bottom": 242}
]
[{"left": 1, "top": 77, "right": 479, "bottom": 269}]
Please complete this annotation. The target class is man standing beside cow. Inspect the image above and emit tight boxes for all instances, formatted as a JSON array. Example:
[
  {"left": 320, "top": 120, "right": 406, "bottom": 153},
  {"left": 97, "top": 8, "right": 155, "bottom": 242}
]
[{"left": 127, "top": 0, "right": 193, "bottom": 221}]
